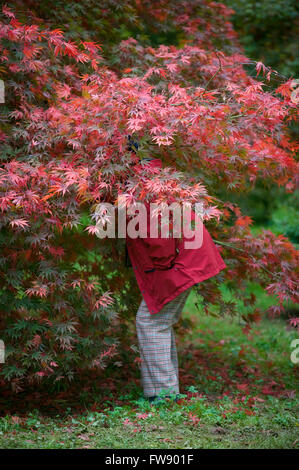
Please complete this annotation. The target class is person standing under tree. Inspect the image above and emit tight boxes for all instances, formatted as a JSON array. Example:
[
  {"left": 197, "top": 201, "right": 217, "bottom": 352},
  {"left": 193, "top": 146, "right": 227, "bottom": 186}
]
[{"left": 125, "top": 143, "right": 226, "bottom": 403}]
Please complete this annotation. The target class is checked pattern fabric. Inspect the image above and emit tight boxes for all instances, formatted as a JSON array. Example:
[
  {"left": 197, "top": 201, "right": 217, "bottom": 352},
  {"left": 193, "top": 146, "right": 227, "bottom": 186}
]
[{"left": 136, "top": 287, "right": 192, "bottom": 397}]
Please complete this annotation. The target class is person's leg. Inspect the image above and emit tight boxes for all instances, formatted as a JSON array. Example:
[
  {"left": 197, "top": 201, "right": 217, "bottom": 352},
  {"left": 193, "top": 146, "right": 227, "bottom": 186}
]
[
  {"left": 136, "top": 287, "right": 191, "bottom": 398},
  {"left": 170, "top": 328, "right": 179, "bottom": 388}
]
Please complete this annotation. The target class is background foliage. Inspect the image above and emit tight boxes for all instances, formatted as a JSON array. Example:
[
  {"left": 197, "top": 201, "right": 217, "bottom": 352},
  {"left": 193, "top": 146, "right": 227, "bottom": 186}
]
[{"left": 224, "top": 0, "right": 298, "bottom": 78}]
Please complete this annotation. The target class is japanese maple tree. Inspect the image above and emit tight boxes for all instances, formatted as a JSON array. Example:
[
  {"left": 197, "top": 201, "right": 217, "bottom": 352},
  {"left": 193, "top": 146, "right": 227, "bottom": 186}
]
[{"left": 0, "top": 1, "right": 298, "bottom": 390}]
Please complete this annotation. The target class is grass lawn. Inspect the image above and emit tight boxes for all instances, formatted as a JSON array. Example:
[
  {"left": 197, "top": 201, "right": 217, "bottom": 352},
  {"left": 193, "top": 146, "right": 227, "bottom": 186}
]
[{"left": 0, "top": 288, "right": 298, "bottom": 449}]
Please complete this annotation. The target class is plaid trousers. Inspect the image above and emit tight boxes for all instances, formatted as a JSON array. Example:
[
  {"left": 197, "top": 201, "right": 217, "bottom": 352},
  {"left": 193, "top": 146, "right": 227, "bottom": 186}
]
[{"left": 136, "top": 287, "right": 192, "bottom": 397}]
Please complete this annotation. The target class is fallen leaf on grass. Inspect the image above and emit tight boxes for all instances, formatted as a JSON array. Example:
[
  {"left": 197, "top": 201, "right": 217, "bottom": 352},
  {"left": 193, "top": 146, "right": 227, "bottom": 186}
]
[
  {"left": 292, "top": 439, "right": 298, "bottom": 448},
  {"left": 11, "top": 416, "right": 21, "bottom": 425},
  {"left": 77, "top": 434, "right": 91, "bottom": 441},
  {"left": 146, "top": 425, "right": 165, "bottom": 432},
  {"left": 211, "top": 426, "right": 227, "bottom": 434}
]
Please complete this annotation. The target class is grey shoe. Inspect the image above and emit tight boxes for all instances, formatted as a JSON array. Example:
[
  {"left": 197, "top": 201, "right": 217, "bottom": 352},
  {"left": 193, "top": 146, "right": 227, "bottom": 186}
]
[{"left": 148, "top": 394, "right": 180, "bottom": 404}]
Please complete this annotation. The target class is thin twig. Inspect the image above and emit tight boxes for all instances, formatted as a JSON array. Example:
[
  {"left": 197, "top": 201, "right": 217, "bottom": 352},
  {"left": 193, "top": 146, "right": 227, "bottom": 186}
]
[
  {"left": 204, "top": 52, "right": 223, "bottom": 89},
  {"left": 213, "top": 239, "right": 280, "bottom": 279}
]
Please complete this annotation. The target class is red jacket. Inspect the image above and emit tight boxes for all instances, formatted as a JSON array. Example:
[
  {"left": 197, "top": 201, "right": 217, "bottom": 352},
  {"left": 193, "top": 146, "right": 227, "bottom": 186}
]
[{"left": 126, "top": 159, "right": 226, "bottom": 314}]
